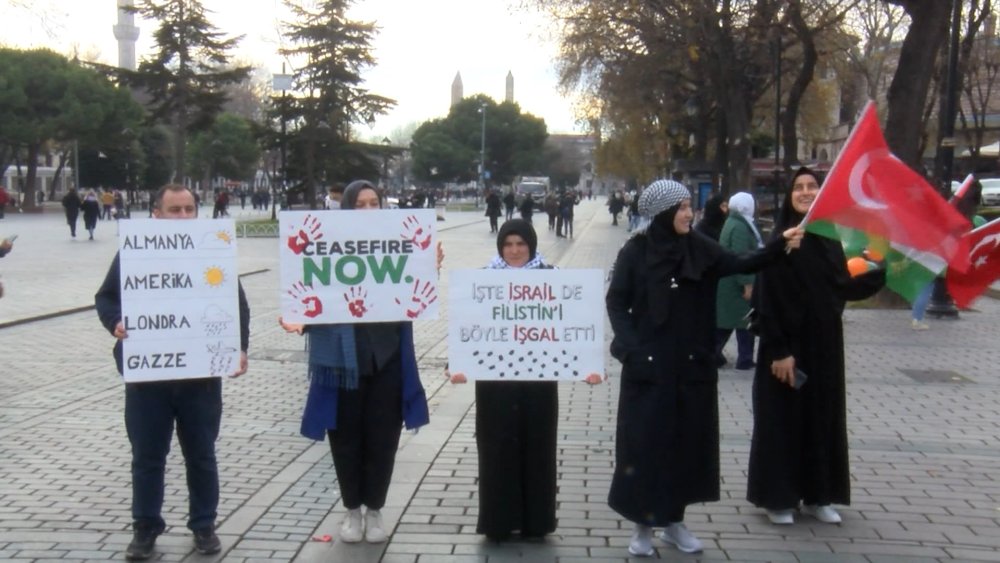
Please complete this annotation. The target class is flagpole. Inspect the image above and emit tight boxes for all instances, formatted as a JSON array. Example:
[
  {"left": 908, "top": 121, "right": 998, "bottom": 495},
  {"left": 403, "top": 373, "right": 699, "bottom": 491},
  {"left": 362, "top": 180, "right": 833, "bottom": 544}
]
[{"left": 927, "top": 0, "right": 963, "bottom": 319}]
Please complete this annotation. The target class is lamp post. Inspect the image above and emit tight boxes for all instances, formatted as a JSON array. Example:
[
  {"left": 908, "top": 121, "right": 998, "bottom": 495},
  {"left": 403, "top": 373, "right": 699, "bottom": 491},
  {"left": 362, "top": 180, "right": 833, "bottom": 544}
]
[
  {"left": 927, "top": 0, "right": 962, "bottom": 319},
  {"left": 478, "top": 102, "right": 487, "bottom": 206},
  {"left": 772, "top": 20, "right": 783, "bottom": 223},
  {"left": 272, "top": 65, "right": 293, "bottom": 220},
  {"left": 382, "top": 137, "right": 391, "bottom": 193}
]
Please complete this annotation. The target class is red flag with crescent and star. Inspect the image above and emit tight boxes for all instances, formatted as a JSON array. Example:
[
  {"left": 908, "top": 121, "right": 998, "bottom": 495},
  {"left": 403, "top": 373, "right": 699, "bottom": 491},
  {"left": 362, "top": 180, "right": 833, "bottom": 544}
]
[
  {"left": 803, "top": 101, "right": 971, "bottom": 272},
  {"left": 946, "top": 218, "right": 1000, "bottom": 308}
]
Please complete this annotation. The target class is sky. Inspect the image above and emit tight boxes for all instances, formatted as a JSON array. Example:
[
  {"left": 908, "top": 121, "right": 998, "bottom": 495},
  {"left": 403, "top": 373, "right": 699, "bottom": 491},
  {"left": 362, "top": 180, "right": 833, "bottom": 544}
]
[{"left": 0, "top": 0, "right": 585, "bottom": 140}]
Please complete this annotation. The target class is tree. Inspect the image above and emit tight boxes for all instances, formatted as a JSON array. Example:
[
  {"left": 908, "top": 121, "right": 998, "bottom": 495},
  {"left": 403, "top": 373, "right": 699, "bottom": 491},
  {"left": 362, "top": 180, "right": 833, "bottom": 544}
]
[
  {"left": 0, "top": 48, "right": 142, "bottom": 210},
  {"left": 280, "top": 0, "right": 394, "bottom": 208},
  {"left": 139, "top": 125, "right": 175, "bottom": 190},
  {"left": 883, "top": 0, "right": 952, "bottom": 168},
  {"left": 409, "top": 96, "right": 548, "bottom": 186},
  {"left": 187, "top": 113, "right": 261, "bottom": 185},
  {"left": 955, "top": 0, "right": 997, "bottom": 161},
  {"left": 127, "top": 0, "right": 250, "bottom": 180}
]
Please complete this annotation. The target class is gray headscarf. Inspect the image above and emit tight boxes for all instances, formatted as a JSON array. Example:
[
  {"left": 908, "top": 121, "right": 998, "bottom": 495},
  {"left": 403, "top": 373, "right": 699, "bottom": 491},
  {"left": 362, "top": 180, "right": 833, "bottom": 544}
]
[{"left": 728, "top": 192, "right": 763, "bottom": 247}]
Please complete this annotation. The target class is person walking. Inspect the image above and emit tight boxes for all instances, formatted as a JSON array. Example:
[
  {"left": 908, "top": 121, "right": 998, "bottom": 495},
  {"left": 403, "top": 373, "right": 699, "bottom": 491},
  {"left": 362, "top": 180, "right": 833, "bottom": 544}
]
[
  {"left": 559, "top": 190, "right": 578, "bottom": 239},
  {"left": 606, "top": 179, "right": 803, "bottom": 556},
  {"left": 484, "top": 189, "right": 502, "bottom": 233},
  {"left": 715, "top": 192, "right": 764, "bottom": 370},
  {"left": 544, "top": 192, "right": 559, "bottom": 232},
  {"left": 95, "top": 184, "right": 251, "bottom": 560},
  {"left": 81, "top": 190, "right": 101, "bottom": 240},
  {"left": 61, "top": 188, "right": 82, "bottom": 238},
  {"left": 503, "top": 190, "right": 516, "bottom": 221},
  {"left": 449, "top": 219, "right": 603, "bottom": 541},
  {"left": 101, "top": 189, "right": 115, "bottom": 220},
  {"left": 608, "top": 191, "right": 624, "bottom": 226},
  {"left": 746, "top": 167, "right": 885, "bottom": 526},
  {"left": 280, "top": 180, "right": 431, "bottom": 545},
  {"left": 0, "top": 186, "right": 12, "bottom": 219},
  {"left": 519, "top": 194, "right": 535, "bottom": 224},
  {"left": 695, "top": 193, "right": 728, "bottom": 242}
]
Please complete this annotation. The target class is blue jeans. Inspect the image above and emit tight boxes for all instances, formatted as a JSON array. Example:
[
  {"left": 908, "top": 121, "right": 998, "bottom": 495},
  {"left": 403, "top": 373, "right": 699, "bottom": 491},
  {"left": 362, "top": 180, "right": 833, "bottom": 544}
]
[
  {"left": 124, "top": 378, "right": 222, "bottom": 532},
  {"left": 912, "top": 282, "right": 934, "bottom": 321}
]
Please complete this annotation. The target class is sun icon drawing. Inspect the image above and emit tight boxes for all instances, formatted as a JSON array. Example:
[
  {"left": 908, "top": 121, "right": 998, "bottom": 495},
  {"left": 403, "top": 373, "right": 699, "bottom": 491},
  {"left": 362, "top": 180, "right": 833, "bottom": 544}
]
[
  {"left": 200, "top": 231, "right": 235, "bottom": 249},
  {"left": 204, "top": 266, "right": 226, "bottom": 287}
]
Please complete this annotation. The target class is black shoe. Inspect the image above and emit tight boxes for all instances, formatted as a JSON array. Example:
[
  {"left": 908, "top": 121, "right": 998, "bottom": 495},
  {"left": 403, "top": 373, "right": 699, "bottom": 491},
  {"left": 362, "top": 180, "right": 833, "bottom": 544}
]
[
  {"left": 125, "top": 526, "right": 159, "bottom": 560},
  {"left": 193, "top": 526, "right": 221, "bottom": 554}
]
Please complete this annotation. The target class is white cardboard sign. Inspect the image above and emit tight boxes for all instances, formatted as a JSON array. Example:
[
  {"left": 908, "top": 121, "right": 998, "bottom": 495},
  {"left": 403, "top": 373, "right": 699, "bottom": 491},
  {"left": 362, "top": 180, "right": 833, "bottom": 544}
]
[
  {"left": 279, "top": 209, "right": 439, "bottom": 323},
  {"left": 448, "top": 269, "right": 605, "bottom": 381},
  {"left": 119, "top": 219, "right": 241, "bottom": 382}
]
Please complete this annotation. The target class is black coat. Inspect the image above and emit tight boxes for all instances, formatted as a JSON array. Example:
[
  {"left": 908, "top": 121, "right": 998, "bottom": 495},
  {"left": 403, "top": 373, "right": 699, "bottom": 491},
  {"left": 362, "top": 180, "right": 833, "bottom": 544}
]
[
  {"left": 747, "top": 233, "right": 884, "bottom": 510},
  {"left": 484, "top": 193, "right": 502, "bottom": 218},
  {"left": 606, "top": 231, "right": 785, "bottom": 525},
  {"left": 81, "top": 199, "right": 100, "bottom": 230}
]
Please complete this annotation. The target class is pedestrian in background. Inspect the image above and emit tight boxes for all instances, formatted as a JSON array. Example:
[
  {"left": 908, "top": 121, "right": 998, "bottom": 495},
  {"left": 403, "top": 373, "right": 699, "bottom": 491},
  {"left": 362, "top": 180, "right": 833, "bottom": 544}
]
[
  {"left": 95, "top": 184, "right": 250, "bottom": 560},
  {"left": 747, "top": 166, "right": 885, "bottom": 526},
  {"left": 0, "top": 236, "right": 13, "bottom": 299},
  {"left": 503, "top": 190, "right": 516, "bottom": 221},
  {"left": 715, "top": 192, "right": 763, "bottom": 370},
  {"left": 484, "top": 188, "right": 502, "bottom": 233},
  {"left": 0, "top": 186, "right": 9, "bottom": 218},
  {"left": 81, "top": 190, "right": 101, "bottom": 240},
  {"left": 61, "top": 188, "right": 82, "bottom": 238},
  {"left": 695, "top": 193, "right": 727, "bottom": 242},
  {"left": 279, "top": 180, "right": 432, "bottom": 545},
  {"left": 519, "top": 193, "right": 535, "bottom": 224},
  {"left": 606, "top": 179, "right": 803, "bottom": 557},
  {"left": 544, "top": 192, "right": 559, "bottom": 232},
  {"left": 101, "top": 189, "right": 115, "bottom": 220},
  {"left": 608, "top": 191, "right": 624, "bottom": 226},
  {"left": 449, "top": 219, "right": 603, "bottom": 541},
  {"left": 559, "top": 189, "right": 578, "bottom": 238}
]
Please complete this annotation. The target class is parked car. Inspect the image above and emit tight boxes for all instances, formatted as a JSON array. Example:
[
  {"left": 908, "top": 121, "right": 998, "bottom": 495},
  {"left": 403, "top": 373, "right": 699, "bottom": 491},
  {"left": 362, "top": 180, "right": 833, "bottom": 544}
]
[{"left": 979, "top": 178, "right": 1000, "bottom": 206}]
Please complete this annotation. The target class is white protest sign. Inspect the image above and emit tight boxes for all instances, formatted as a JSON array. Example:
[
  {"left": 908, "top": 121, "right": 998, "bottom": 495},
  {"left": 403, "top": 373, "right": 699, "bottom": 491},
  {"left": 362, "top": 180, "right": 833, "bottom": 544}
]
[
  {"left": 448, "top": 269, "right": 604, "bottom": 381},
  {"left": 119, "top": 219, "right": 241, "bottom": 382},
  {"left": 279, "top": 209, "right": 439, "bottom": 323}
]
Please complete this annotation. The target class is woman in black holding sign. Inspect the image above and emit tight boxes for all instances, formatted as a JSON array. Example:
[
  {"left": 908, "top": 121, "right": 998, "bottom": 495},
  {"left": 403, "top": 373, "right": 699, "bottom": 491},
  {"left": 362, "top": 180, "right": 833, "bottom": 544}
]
[
  {"left": 606, "top": 179, "right": 803, "bottom": 556},
  {"left": 280, "top": 180, "right": 432, "bottom": 545},
  {"left": 450, "top": 219, "right": 602, "bottom": 542}
]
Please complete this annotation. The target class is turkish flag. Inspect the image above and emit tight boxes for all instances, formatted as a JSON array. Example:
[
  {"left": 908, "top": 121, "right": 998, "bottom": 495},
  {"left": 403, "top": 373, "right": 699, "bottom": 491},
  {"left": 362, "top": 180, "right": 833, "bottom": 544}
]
[
  {"left": 946, "top": 218, "right": 1000, "bottom": 308},
  {"left": 805, "top": 102, "right": 971, "bottom": 272}
]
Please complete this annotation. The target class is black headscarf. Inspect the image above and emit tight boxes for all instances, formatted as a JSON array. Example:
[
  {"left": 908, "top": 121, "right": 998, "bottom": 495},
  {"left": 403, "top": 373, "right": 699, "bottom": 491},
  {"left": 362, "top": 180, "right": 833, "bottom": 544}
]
[
  {"left": 645, "top": 204, "right": 719, "bottom": 326},
  {"left": 695, "top": 193, "right": 727, "bottom": 241},
  {"left": 497, "top": 218, "right": 538, "bottom": 260},
  {"left": 341, "top": 180, "right": 383, "bottom": 210},
  {"left": 777, "top": 166, "right": 846, "bottom": 282}
]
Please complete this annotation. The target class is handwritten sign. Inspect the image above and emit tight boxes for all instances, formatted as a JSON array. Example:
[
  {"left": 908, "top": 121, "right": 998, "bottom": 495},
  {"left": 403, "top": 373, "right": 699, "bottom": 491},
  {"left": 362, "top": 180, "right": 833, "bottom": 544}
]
[
  {"left": 119, "top": 219, "right": 241, "bottom": 382},
  {"left": 448, "top": 269, "right": 604, "bottom": 381},
  {"left": 279, "top": 209, "right": 439, "bottom": 323}
]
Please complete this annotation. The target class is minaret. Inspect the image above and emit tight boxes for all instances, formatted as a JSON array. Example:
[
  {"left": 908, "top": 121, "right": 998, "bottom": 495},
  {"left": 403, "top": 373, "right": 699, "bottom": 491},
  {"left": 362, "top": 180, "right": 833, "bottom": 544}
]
[
  {"left": 113, "top": 0, "right": 140, "bottom": 71},
  {"left": 505, "top": 71, "right": 514, "bottom": 103},
  {"left": 451, "top": 72, "right": 463, "bottom": 108}
]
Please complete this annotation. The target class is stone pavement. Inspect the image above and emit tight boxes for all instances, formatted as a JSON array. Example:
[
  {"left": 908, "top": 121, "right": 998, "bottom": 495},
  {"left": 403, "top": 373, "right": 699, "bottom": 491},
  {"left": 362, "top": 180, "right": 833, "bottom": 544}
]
[{"left": 1, "top": 199, "right": 999, "bottom": 562}]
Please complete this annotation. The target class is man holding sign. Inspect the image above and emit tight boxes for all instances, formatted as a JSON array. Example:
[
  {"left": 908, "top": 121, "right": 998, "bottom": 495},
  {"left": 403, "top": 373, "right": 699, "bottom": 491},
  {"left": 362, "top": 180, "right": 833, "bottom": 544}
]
[{"left": 95, "top": 184, "right": 250, "bottom": 560}]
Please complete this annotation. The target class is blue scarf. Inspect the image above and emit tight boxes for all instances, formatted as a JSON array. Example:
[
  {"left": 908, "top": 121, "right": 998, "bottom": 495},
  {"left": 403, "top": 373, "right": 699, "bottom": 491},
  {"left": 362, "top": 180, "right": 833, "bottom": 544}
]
[{"left": 307, "top": 324, "right": 359, "bottom": 390}]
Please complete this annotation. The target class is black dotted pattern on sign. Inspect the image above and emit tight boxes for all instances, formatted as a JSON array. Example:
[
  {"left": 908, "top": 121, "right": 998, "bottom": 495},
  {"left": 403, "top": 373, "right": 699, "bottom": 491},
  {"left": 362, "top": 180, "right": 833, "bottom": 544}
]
[{"left": 472, "top": 349, "right": 580, "bottom": 379}]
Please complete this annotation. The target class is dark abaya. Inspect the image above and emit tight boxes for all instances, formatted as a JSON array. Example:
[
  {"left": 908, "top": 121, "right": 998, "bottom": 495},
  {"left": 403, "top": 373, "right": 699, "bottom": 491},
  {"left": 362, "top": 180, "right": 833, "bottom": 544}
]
[
  {"left": 606, "top": 210, "right": 788, "bottom": 526},
  {"left": 746, "top": 193, "right": 885, "bottom": 510}
]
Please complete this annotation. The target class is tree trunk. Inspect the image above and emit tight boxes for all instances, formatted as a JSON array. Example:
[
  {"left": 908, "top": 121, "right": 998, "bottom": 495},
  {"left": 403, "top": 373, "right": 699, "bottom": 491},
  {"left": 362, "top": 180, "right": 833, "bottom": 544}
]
[
  {"left": 21, "top": 143, "right": 40, "bottom": 212},
  {"left": 782, "top": 3, "right": 817, "bottom": 169},
  {"left": 884, "top": 1, "right": 951, "bottom": 168}
]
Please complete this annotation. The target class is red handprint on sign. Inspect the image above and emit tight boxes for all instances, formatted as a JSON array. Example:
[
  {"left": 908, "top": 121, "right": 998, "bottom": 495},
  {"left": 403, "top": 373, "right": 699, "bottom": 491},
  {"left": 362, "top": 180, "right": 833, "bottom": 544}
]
[
  {"left": 401, "top": 214, "right": 433, "bottom": 250},
  {"left": 344, "top": 286, "right": 371, "bottom": 318},
  {"left": 394, "top": 278, "right": 438, "bottom": 319},
  {"left": 287, "top": 282, "right": 324, "bottom": 318},
  {"left": 287, "top": 214, "right": 323, "bottom": 255}
]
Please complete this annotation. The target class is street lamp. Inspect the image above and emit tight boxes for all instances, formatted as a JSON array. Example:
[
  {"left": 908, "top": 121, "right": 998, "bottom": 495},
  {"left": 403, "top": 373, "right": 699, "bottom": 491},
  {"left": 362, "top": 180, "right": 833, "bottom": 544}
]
[
  {"left": 272, "top": 65, "right": 293, "bottom": 220},
  {"left": 382, "top": 137, "right": 391, "bottom": 192},
  {"left": 478, "top": 102, "right": 487, "bottom": 205},
  {"left": 928, "top": 0, "right": 962, "bottom": 319}
]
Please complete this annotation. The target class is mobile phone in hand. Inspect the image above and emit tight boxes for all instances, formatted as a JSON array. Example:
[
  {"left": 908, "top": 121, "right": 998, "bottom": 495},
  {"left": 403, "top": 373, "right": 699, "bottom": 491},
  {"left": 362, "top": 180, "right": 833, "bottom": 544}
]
[{"left": 792, "top": 368, "right": 808, "bottom": 390}]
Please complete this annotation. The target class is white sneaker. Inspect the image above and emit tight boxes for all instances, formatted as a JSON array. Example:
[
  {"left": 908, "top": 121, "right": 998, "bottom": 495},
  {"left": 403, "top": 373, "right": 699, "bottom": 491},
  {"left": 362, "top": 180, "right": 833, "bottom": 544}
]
[
  {"left": 911, "top": 319, "right": 930, "bottom": 330},
  {"left": 364, "top": 508, "right": 388, "bottom": 543},
  {"left": 627, "top": 524, "right": 654, "bottom": 557},
  {"left": 802, "top": 504, "right": 842, "bottom": 524},
  {"left": 659, "top": 522, "right": 704, "bottom": 553},
  {"left": 767, "top": 509, "right": 795, "bottom": 525},
  {"left": 339, "top": 508, "right": 363, "bottom": 543}
]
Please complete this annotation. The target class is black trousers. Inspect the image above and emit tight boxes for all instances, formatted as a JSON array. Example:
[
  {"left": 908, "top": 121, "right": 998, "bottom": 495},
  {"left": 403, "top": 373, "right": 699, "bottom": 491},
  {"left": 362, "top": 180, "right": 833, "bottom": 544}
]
[{"left": 327, "top": 355, "right": 403, "bottom": 510}]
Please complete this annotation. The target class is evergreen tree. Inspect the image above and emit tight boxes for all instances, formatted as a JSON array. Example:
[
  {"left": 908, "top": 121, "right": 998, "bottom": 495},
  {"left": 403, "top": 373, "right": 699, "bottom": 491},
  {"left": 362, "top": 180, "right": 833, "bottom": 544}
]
[
  {"left": 281, "top": 0, "right": 394, "bottom": 208},
  {"left": 127, "top": 0, "right": 249, "bottom": 180}
]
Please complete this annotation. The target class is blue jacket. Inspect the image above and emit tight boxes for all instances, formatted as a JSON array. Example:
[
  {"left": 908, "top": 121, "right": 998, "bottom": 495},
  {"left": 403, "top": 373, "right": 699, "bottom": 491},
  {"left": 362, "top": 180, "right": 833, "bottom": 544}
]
[{"left": 300, "top": 322, "right": 429, "bottom": 440}]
